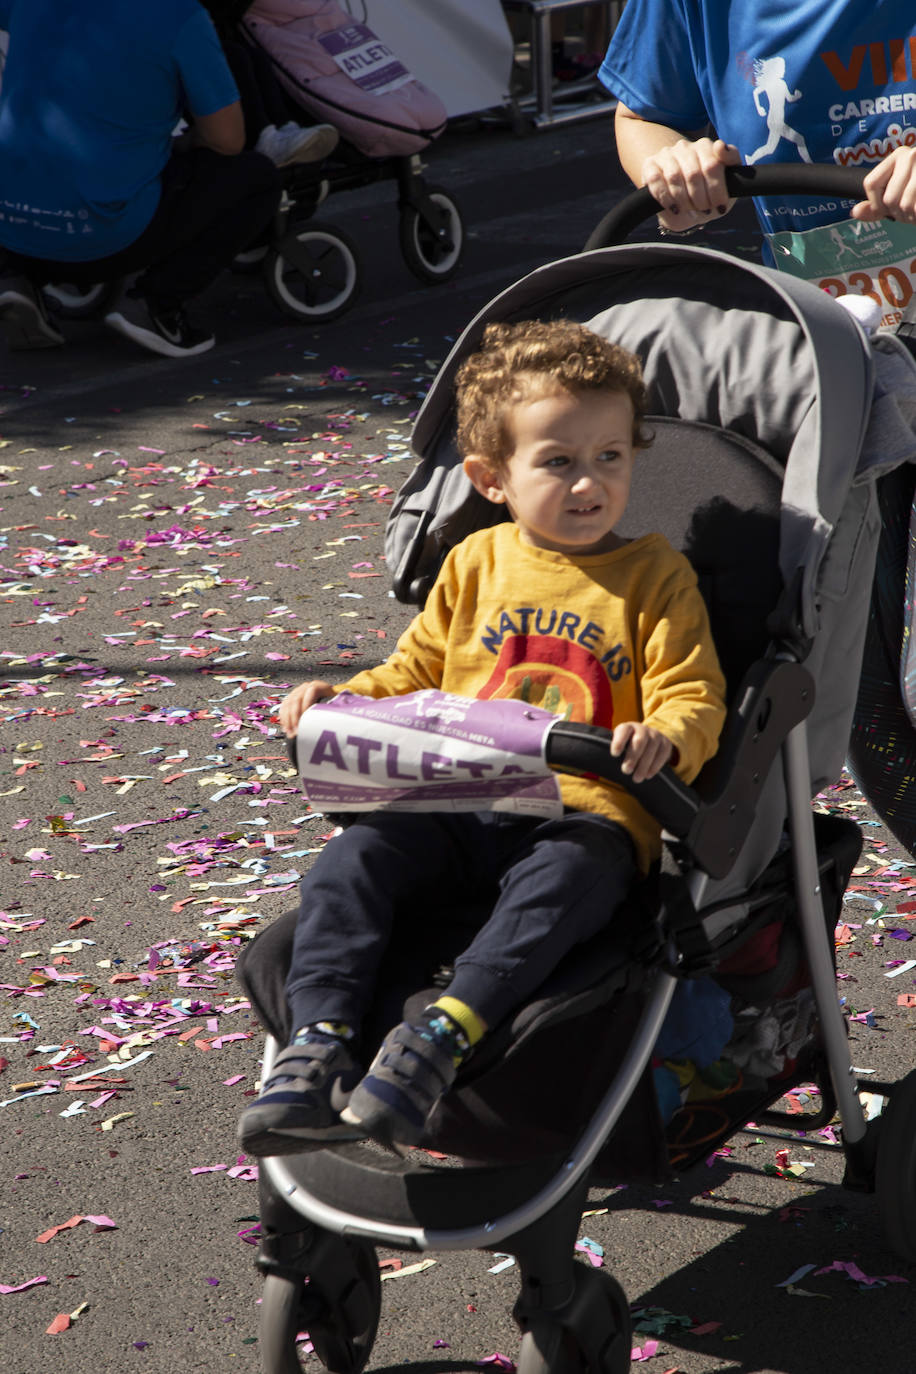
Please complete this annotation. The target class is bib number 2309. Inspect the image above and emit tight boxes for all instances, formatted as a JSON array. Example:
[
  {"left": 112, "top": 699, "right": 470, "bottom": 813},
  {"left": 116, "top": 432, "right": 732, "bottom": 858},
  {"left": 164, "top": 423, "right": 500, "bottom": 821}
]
[{"left": 767, "top": 218, "right": 916, "bottom": 331}]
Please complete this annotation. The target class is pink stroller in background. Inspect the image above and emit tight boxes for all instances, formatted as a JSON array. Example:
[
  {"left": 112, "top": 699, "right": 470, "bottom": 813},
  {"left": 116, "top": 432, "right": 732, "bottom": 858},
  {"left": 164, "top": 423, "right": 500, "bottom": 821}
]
[
  {"left": 232, "top": 0, "right": 463, "bottom": 321},
  {"left": 37, "top": 0, "right": 465, "bottom": 326}
]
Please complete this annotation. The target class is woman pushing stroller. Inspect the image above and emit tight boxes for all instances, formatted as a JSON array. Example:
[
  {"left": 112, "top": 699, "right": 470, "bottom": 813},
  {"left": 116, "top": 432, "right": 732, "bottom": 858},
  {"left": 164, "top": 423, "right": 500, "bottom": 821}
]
[
  {"left": 599, "top": 0, "right": 916, "bottom": 248},
  {"left": 599, "top": 0, "right": 916, "bottom": 858},
  {"left": 238, "top": 318, "right": 727, "bottom": 1158}
]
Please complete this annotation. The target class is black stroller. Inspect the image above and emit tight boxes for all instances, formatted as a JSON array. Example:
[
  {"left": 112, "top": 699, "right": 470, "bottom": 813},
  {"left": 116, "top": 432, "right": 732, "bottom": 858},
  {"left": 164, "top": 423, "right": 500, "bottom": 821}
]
[{"left": 237, "top": 167, "right": 916, "bottom": 1373}]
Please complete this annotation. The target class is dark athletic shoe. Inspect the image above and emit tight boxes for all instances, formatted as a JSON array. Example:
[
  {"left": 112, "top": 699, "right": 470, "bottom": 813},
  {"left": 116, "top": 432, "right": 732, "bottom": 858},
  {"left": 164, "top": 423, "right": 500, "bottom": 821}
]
[
  {"left": 237, "top": 1036, "right": 365, "bottom": 1157},
  {"left": 104, "top": 292, "right": 214, "bottom": 359},
  {"left": 341, "top": 1019, "right": 459, "bottom": 1148},
  {"left": 0, "top": 278, "right": 65, "bottom": 349}
]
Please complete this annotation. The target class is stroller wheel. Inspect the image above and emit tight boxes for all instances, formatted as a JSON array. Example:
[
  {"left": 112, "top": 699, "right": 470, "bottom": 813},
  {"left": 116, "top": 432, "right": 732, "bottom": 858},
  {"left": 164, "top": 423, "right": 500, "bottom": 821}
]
[
  {"left": 264, "top": 225, "right": 360, "bottom": 322},
  {"left": 258, "top": 1236, "right": 381, "bottom": 1374},
  {"left": 517, "top": 1268, "right": 631, "bottom": 1374},
  {"left": 519, "top": 1319, "right": 585, "bottom": 1374},
  {"left": 399, "top": 186, "right": 465, "bottom": 284},
  {"left": 42, "top": 279, "right": 120, "bottom": 319},
  {"left": 875, "top": 1067, "right": 916, "bottom": 1262}
]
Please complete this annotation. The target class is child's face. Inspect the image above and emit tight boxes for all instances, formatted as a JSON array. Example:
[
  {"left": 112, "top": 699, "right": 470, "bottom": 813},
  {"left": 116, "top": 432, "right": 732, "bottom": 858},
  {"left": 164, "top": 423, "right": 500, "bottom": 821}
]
[{"left": 464, "top": 387, "right": 637, "bottom": 555}]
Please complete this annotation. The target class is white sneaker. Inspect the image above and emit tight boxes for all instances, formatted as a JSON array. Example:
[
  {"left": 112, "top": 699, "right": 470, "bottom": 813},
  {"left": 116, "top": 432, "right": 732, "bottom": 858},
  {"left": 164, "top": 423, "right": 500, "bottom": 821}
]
[
  {"left": 0, "top": 277, "right": 65, "bottom": 350},
  {"left": 104, "top": 292, "right": 214, "bottom": 359},
  {"left": 255, "top": 122, "right": 339, "bottom": 168}
]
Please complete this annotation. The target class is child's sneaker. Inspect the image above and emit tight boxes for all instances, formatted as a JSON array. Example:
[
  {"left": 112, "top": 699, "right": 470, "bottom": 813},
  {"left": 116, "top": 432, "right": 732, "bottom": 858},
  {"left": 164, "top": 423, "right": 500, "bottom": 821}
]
[
  {"left": 0, "top": 277, "right": 65, "bottom": 350},
  {"left": 237, "top": 1034, "right": 365, "bottom": 1156},
  {"left": 255, "top": 122, "right": 339, "bottom": 167},
  {"left": 104, "top": 291, "right": 214, "bottom": 359},
  {"left": 341, "top": 1018, "right": 461, "bottom": 1147}
]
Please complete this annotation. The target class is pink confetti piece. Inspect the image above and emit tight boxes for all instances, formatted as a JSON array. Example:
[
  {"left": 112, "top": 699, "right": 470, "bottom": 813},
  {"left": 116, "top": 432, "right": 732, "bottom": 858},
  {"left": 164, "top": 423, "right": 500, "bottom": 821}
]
[
  {"left": 0, "top": 1275, "right": 48, "bottom": 1294},
  {"left": 574, "top": 1241, "right": 604, "bottom": 1268},
  {"left": 35, "top": 1214, "right": 116, "bottom": 1243},
  {"left": 227, "top": 1163, "right": 258, "bottom": 1181},
  {"left": 631, "top": 1339, "right": 660, "bottom": 1361},
  {"left": 814, "top": 1260, "right": 908, "bottom": 1287},
  {"left": 89, "top": 1092, "right": 118, "bottom": 1109}
]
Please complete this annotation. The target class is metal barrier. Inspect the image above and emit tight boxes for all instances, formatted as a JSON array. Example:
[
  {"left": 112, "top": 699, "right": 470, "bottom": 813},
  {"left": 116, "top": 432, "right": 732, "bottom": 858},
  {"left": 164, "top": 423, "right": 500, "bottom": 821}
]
[{"left": 502, "top": 0, "right": 622, "bottom": 128}]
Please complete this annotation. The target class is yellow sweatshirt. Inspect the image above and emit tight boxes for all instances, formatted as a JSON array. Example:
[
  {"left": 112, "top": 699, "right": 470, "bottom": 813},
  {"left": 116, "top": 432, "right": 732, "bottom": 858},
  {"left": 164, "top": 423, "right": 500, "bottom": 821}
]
[{"left": 340, "top": 523, "right": 727, "bottom": 870}]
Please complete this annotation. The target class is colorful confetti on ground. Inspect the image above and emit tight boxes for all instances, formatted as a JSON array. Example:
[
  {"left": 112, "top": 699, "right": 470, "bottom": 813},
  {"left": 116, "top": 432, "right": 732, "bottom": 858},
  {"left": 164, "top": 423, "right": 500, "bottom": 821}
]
[{"left": 3, "top": 353, "right": 916, "bottom": 1372}]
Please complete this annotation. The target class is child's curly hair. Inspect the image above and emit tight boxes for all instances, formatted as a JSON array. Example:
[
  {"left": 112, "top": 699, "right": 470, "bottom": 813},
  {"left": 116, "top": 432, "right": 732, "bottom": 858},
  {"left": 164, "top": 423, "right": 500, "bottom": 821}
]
[{"left": 455, "top": 319, "right": 651, "bottom": 467}]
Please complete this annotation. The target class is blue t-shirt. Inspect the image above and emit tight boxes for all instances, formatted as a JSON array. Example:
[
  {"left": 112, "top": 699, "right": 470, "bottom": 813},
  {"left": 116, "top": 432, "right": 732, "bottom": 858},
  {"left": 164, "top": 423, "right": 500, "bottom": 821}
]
[
  {"left": 0, "top": 0, "right": 238, "bottom": 261},
  {"left": 599, "top": 0, "right": 916, "bottom": 238}
]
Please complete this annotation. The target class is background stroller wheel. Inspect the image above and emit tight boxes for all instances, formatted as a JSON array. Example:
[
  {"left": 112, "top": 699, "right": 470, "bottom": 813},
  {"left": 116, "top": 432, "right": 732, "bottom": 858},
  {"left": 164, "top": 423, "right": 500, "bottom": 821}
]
[
  {"left": 398, "top": 186, "right": 465, "bottom": 283},
  {"left": 259, "top": 1237, "right": 381, "bottom": 1374},
  {"left": 264, "top": 225, "right": 360, "bottom": 322},
  {"left": 42, "top": 279, "right": 120, "bottom": 319},
  {"left": 875, "top": 1067, "right": 916, "bottom": 1262}
]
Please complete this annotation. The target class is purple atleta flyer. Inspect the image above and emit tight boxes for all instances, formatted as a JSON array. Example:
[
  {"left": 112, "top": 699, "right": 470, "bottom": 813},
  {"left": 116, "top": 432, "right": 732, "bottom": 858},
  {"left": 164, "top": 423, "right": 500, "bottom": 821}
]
[
  {"left": 318, "top": 24, "right": 412, "bottom": 97},
  {"left": 295, "top": 690, "right": 563, "bottom": 817}
]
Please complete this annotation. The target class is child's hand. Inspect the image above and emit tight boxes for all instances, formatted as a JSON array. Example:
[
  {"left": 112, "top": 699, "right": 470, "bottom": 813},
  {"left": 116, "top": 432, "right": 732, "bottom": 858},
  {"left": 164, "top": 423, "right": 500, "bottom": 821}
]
[
  {"left": 609, "top": 722, "right": 674, "bottom": 783},
  {"left": 278, "top": 680, "right": 335, "bottom": 737}
]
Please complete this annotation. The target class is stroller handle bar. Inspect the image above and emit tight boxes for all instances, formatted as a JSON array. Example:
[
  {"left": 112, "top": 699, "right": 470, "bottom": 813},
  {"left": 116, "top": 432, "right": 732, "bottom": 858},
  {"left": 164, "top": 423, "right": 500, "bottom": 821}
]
[
  {"left": 584, "top": 163, "right": 869, "bottom": 251},
  {"left": 548, "top": 658, "right": 815, "bottom": 879}
]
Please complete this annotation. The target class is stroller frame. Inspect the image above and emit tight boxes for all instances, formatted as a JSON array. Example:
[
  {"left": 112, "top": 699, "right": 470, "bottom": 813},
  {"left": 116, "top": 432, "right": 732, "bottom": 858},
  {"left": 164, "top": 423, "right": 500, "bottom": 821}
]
[
  {"left": 250, "top": 692, "right": 878, "bottom": 1374},
  {"left": 259, "top": 669, "right": 871, "bottom": 1255},
  {"left": 258, "top": 147, "right": 464, "bottom": 323},
  {"left": 243, "top": 177, "right": 916, "bottom": 1371}
]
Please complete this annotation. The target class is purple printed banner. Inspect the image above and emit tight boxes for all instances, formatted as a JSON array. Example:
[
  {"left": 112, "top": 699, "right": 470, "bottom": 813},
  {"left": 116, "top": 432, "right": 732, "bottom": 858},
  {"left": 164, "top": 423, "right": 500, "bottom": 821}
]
[{"left": 295, "top": 690, "right": 563, "bottom": 817}]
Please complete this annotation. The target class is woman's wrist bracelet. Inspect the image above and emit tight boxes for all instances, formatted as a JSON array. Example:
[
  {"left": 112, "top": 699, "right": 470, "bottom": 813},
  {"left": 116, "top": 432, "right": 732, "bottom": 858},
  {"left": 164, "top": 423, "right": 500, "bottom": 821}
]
[{"left": 657, "top": 221, "right": 702, "bottom": 237}]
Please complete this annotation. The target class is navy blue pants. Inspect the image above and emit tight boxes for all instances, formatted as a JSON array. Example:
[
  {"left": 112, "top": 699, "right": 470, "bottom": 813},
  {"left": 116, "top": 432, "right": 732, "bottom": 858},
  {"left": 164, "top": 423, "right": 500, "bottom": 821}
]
[{"left": 285, "top": 809, "right": 637, "bottom": 1035}]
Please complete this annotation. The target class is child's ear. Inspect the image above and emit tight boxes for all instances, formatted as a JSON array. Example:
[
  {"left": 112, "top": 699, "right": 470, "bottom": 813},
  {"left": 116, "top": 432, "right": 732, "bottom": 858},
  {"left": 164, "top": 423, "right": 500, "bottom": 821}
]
[{"left": 463, "top": 454, "right": 507, "bottom": 505}]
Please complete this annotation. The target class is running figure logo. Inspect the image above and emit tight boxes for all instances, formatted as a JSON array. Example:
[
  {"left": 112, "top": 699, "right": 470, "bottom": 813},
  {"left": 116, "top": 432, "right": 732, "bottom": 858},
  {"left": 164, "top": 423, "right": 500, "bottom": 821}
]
[{"left": 745, "top": 56, "right": 812, "bottom": 165}]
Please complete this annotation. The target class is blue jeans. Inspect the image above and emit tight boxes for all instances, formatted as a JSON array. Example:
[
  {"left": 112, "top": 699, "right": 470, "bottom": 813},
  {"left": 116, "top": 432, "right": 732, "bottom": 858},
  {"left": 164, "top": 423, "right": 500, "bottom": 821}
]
[{"left": 285, "top": 809, "right": 637, "bottom": 1034}]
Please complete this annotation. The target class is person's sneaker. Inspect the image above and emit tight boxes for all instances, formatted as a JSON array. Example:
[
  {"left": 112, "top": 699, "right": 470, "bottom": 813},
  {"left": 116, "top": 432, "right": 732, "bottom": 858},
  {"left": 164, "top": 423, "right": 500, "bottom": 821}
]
[
  {"left": 237, "top": 1035, "right": 365, "bottom": 1157},
  {"left": 340, "top": 1018, "right": 460, "bottom": 1148},
  {"left": 0, "top": 277, "right": 65, "bottom": 350},
  {"left": 104, "top": 292, "right": 214, "bottom": 359},
  {"left": 255, "top": 121, "right": 339, "bottom": 167}
]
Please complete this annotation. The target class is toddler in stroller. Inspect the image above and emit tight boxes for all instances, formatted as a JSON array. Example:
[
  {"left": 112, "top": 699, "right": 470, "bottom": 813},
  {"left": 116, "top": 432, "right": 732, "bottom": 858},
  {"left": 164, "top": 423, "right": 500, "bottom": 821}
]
[
  {"left": 237, "top": 217, "right": 916, "bottom": 1374},
  {"left": 238, "top": 318, "right": 727, "bottom": 1158}
]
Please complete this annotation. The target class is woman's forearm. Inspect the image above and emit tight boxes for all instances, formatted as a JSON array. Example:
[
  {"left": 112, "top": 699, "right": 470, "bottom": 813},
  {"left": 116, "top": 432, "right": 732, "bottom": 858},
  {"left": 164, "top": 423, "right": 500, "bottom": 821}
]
[{"left": 614, "top": 102, "right": 703, "bottom": 186}]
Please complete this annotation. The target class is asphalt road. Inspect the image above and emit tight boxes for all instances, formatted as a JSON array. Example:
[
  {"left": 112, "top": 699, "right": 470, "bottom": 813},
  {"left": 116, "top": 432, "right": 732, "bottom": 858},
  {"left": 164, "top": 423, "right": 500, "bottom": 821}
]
[{"left": 2, "top": 111, "right": 916, "bottom": 1374}]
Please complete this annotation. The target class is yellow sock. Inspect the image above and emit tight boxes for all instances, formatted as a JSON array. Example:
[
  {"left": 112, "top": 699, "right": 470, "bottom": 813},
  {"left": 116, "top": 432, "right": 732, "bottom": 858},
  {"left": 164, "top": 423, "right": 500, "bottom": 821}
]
[{"left": 432, "top": 996, "right": 488, "bottom": 1047}]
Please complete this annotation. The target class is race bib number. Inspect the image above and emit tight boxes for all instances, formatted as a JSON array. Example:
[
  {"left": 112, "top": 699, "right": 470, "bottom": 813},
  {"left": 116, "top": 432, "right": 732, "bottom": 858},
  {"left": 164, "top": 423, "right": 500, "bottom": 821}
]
[
  {"left": 319, "top": 23, "right": 412, "bottom": 96},
  {"left": 763, "top": 217, "right": 916, "bottom": 332},
  {"left": 766, "top": 218, "right": 916, "bottom": 332}
]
